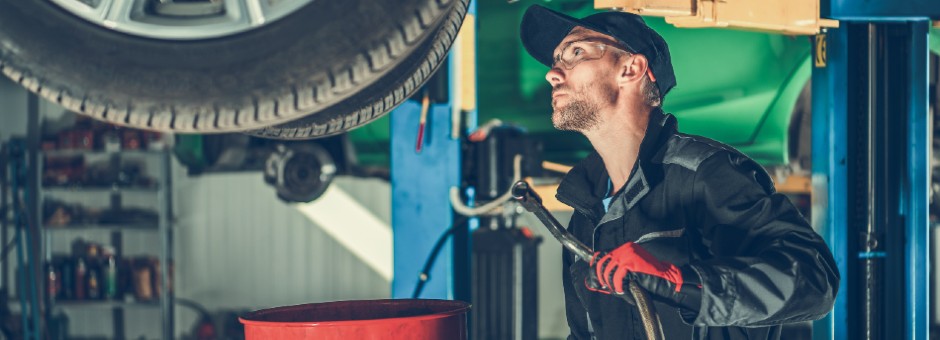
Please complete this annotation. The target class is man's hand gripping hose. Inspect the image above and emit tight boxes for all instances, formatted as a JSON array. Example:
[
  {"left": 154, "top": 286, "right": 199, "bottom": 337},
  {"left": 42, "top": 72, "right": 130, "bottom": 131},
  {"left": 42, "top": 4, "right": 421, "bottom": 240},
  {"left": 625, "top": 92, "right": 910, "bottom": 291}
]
[{"left": 511, "top": 181, "right": 665, "bottom": 340}]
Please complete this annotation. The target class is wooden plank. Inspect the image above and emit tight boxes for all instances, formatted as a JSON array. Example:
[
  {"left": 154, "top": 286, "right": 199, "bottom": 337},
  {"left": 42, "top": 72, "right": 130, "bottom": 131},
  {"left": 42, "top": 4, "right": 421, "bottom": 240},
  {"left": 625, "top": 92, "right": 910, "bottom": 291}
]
[
  {"left": 774, "top": 174, "right": 812, "bottom": 194},
  {"left": 529, "top": 172, "right": 811, "bottom": 213},
  {"left": 531, "top": 183, "right": 572, "bottom": 212}
]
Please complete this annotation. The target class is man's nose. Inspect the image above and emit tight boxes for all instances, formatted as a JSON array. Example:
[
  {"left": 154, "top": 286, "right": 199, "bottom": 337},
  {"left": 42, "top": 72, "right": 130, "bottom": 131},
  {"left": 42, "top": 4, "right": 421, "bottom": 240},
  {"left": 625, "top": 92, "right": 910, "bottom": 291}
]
[{"left": 545, "top": 67, "right": 565, "bottom": 87}]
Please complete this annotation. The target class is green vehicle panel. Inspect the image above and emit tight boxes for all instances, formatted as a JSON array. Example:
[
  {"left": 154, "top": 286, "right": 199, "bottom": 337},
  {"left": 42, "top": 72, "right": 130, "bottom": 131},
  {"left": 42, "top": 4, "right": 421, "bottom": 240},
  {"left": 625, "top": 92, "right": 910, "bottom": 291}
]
[{"left": 349, "top": 3, "right": 940, "bottom": 168}]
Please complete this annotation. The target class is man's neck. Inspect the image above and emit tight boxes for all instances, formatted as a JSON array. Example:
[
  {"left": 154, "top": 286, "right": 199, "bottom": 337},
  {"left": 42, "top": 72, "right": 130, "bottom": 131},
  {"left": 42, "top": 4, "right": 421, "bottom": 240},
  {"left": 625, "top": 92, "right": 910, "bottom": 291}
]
[{"left": 583, "top": 104, "right": 652, "bottom": 194}]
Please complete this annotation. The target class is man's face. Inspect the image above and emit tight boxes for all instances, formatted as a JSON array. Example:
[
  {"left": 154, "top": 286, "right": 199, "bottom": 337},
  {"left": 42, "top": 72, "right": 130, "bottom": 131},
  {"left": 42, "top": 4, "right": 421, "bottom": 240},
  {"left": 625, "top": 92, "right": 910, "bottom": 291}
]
[{"left": 547, "top": 27, "right": 622, "bottom": 133}]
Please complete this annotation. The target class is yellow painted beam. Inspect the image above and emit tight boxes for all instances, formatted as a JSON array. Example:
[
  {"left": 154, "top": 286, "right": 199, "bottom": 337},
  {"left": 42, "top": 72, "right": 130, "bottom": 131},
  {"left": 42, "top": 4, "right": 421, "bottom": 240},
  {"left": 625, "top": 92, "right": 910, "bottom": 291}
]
[
  {"left": 596, "top": 0, "right": 694, "bottom": 17},
  {"left": 457, "top": 13, "right": 476, "bottom": 113},
  {"left": 597, "top": 0, "right": 838, "bottom": 35}
]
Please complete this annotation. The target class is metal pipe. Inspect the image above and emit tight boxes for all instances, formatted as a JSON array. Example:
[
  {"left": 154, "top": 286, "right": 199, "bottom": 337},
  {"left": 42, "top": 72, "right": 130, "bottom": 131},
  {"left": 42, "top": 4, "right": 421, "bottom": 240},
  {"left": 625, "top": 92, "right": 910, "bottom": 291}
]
[
  {"left": 160, "top": 150, "right": 175, "bottom": 340},
  {"left": 1, "top": 143, "right": 7, "bottom": 292},
  {"left": 861, "top": 23, "right": 883, "bottom": 340},
  {"left": 25, "top": 92, "right": 41, "bottom": 339}
]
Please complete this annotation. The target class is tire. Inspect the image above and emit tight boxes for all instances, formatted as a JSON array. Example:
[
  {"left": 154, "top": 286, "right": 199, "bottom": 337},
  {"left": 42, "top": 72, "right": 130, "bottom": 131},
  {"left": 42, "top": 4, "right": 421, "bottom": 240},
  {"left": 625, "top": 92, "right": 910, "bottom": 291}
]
[
  {"left": 247, "top": 0, "right": 469, "bottom": 139},
  {"left": 0, "top": 0, "right": 466, "bottom": 134}
]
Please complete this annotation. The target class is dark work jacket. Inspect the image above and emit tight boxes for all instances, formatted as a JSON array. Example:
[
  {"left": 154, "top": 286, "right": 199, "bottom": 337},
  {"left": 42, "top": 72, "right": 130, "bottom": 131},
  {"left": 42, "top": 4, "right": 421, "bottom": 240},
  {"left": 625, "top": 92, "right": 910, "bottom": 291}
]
[{"left": 559, "top": 108, "right": 839, "bottom": 340}]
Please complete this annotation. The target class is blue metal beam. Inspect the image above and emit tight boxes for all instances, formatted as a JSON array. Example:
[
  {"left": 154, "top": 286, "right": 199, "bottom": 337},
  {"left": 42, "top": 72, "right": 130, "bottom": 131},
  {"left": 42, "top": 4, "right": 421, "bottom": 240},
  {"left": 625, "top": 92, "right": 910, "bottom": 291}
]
[
  {"left": 827, "top": 0, "right": 940, "bottom": 20},
  {"left": 391, "top": 99, "right": 462, "bottom": 299},
  {"left": 391, "top": 0, "right": 477, "bottom": 301},
  {"left": 811, "top": 27, "right": 849, "bottom": 340},
  {"left": 904, "top": 20, "right": 930, "bottom": 340},
  {"left": 812, "top": 20, "right": 932, "bottom": 340}
]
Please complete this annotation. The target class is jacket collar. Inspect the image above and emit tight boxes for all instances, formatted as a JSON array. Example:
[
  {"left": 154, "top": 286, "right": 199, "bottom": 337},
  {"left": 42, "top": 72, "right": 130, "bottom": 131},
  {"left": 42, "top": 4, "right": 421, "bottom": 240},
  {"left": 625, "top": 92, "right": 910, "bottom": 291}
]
[{"left": 556, "top": 107, "right": 676, "bottom": 215}]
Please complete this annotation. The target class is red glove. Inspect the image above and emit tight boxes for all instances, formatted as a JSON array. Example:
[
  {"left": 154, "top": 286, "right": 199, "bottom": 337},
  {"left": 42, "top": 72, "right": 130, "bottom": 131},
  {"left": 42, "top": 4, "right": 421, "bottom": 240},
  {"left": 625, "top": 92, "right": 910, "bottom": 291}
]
[{"left": 586, "top": 242, "right": 684, "bottom": 297}]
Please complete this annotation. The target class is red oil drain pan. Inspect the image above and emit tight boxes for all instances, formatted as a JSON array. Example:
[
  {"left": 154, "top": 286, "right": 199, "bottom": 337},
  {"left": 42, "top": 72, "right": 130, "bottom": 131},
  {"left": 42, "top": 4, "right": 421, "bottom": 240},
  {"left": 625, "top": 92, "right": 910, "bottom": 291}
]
[{"left": 239, "top": 299, "right": 471, "bottom": 339}]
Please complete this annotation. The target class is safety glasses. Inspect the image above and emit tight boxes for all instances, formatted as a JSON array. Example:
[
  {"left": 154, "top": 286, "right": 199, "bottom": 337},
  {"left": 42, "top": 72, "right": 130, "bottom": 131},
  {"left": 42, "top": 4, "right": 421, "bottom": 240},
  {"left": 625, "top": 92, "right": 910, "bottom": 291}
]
[{"left": 552, "top": 40, "right": 630, "bottom": 70}]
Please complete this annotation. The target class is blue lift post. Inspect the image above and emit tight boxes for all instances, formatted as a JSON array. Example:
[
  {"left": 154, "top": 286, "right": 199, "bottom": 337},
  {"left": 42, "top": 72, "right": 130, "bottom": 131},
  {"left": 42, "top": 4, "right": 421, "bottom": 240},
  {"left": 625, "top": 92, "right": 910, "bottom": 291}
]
[
  {"left": 390, "top": 1, "right": 477, "bottom": 301},
  {"left": 811, "top": 26, "right": 847, "bottom": 340},
  {"left": 814, "top": 1, "right": 937, "bottom": 339},
  {"left": 390, "top": 98, "right": 462, "bottom": 299},
  {"left": 906, "top": 23, "right": 931, "bottom": 340}
]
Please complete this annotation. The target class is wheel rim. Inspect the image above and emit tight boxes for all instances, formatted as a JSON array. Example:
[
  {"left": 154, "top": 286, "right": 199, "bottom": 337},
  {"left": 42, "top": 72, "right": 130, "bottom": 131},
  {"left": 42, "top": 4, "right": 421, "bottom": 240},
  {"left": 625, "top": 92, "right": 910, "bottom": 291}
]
[{"left": 48, "top": 0, "right": 314, "bottom": 40}]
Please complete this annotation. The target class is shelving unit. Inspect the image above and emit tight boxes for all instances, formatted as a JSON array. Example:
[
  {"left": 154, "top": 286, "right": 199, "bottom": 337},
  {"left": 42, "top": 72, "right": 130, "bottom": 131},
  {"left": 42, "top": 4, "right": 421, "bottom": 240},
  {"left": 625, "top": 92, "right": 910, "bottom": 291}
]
[
  {"left": 44, "top": 223, "right": 159, "bottom": 231},
  {"left": 38, "top": 149, "right": 174, "bottom": 339},
  {"left": 54, "top": 300, "right": 162, "bottom": 308},
  {"left": 42, "top": 186, "right": 160, "bottom": 193}
]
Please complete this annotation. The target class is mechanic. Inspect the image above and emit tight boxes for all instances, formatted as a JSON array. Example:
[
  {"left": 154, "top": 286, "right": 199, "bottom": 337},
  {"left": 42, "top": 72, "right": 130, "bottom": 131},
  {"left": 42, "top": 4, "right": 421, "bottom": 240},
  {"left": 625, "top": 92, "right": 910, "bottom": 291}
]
[{"left": 519, "top": 5, "right": 840, "bottom": 340}]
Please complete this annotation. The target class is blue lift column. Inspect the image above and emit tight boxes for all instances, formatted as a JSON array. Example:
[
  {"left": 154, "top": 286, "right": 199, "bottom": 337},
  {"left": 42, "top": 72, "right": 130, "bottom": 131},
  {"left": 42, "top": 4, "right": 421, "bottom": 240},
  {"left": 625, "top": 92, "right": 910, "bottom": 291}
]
[
  {"left": 390, "top": 2, "right": 477, "bottom": 300},
  {"left": 813, "top": 2, "right": 937, "bottom": 339},
  {"left": 390, "top": 96, "right": 462, "bottom": 300}
]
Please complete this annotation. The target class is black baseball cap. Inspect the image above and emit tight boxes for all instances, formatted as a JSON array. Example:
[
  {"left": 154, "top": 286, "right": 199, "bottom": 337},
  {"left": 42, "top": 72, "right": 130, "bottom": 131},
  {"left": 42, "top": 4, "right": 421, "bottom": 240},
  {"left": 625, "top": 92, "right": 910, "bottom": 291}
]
[{"left": 520, "top": 5, "right": 676, "bottom": 97}]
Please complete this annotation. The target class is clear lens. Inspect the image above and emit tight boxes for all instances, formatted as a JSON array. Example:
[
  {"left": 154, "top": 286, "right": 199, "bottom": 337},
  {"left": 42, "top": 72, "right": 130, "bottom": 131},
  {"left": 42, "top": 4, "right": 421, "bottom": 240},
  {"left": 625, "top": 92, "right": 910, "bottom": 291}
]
[{"left": 554, "top": 41, "right": 608, "bottom": 70}]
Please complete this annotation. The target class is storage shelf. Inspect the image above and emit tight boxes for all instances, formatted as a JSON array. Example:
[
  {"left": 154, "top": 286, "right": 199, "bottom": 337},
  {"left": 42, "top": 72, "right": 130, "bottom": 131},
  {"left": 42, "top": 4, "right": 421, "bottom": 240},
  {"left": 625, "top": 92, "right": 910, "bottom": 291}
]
[
  {"left": 8, "top": 298, "right": 161, "bottom": 309},
  {"left": 52, "top": 299, "right": 162, "bottom": 308},
  {"left": 34, "top": 147, "right": 173, "bottom": 337},
  {"left": 43, "top": 223, "right": 159, "bottom": 231},
  {"left": 42, "top": 186, "right": 159, "bottom": 193},
  {"left": 42, "top": 149, "right": 166, "bottom": 157}
]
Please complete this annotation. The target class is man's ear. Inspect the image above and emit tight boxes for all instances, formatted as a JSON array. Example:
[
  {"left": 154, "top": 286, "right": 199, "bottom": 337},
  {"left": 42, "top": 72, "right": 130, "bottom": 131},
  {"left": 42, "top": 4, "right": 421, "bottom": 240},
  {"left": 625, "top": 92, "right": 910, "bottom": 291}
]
[{"left": 618, "top": 54, "right": 649, "bottom": 87}]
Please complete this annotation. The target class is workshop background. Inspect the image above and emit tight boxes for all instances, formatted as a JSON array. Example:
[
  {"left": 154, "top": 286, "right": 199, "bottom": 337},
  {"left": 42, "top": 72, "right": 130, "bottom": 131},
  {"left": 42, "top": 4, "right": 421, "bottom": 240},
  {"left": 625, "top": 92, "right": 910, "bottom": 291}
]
[{"left": 0, "top": 0, "right": 938, "bottom": 339}]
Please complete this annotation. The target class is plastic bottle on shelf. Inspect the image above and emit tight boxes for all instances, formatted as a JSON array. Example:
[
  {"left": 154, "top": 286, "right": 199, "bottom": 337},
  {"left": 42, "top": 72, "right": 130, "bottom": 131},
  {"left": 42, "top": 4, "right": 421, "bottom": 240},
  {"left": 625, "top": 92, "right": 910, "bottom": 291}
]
[
  {"left": 102, "top": 246, "right": 118, "bottom": 300},
  {"left": 74, "top": 256, "right": 86, "bottom": 300},
  {"left": 85, "top": 258, "right": 103, "bottom": 300},
  {"left": 132, "top": 257, "right": 153, "bottom": 301},
  {"left": 45, "top": 259, "right": 60, "bottom": 303},
  {"left": 84, "top": 241, "right": 101, "bottom": 299},
  {"left": 86, "top": 262, "right": 100, "bottom": 300}
]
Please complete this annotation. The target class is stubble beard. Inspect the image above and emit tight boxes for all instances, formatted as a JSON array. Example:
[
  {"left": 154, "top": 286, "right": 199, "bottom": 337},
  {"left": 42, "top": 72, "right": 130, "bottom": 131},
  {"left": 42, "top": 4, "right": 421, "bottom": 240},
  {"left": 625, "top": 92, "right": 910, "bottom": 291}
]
[
  {"left": 552, "top": 98, "right": 600, "bottom": 132},
  {"left": 551, "top": 82, "right": 615, "bottom": 132}
]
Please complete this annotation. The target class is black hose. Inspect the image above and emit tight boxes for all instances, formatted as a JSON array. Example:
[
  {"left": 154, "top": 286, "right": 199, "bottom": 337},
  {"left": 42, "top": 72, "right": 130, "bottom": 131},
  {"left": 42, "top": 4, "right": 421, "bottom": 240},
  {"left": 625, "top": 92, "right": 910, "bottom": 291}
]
[
  {"left": 175, "top": 298, "right": 213, "bottom": 319},
  {"left": 411, "top": 216, "right": 468, "bottom": 299}
]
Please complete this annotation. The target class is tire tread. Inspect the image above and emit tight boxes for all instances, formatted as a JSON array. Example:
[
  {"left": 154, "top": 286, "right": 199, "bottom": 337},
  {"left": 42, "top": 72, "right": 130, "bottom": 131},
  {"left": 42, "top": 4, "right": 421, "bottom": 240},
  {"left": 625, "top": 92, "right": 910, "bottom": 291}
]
[{"left": 0, "top": 0, "right": 464, "bottom": 135}]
